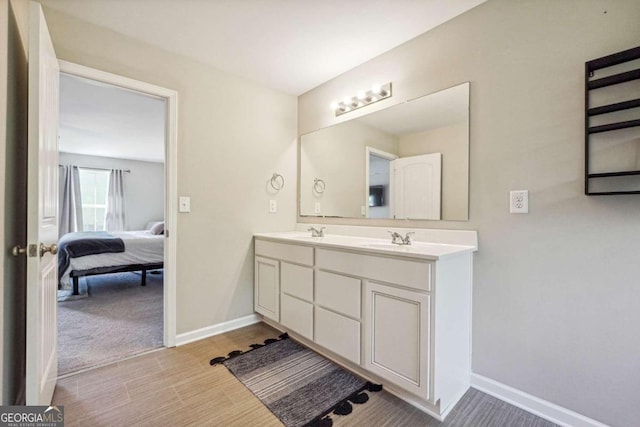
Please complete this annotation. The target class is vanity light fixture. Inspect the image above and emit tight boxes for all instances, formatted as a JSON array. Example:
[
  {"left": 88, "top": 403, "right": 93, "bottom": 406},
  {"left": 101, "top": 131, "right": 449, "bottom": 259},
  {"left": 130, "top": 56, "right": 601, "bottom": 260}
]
[{"left": 330, "top": 82, "right": 392, "bottom": 117}]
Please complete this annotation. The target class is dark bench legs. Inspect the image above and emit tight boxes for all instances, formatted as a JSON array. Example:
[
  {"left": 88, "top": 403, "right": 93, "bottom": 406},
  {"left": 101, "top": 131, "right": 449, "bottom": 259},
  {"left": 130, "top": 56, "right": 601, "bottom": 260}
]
[{"left": 72, "top": 271, "right": 144, "bottom": 295}]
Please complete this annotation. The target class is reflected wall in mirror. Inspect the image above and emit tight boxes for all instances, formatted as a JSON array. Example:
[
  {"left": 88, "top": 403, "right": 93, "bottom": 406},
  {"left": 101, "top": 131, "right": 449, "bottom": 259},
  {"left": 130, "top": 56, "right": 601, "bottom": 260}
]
[{"left": 300, "top": 82, "right": 469, "bottom": 221}]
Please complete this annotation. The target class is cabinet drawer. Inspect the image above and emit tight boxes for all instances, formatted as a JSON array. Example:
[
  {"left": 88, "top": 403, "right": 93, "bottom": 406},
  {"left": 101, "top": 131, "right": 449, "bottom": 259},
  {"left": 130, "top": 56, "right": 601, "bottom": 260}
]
[
  {"left": 317, "top": 248, "right": 431, "bottom": 292},
  {"left": 255, "top": 239, "right": 314, "bottom": 266},
  {"left": 281, "top": 294, "right": 313, "bottom": 341},
  {"left": 316, "top": 271, "right": 361, "bottom": 319},
  {"left": 315, "top": 307, "right": 360, "bottom": 364},
  {"left": 281, "top": 262, "right": 313, "bottom": 302}
]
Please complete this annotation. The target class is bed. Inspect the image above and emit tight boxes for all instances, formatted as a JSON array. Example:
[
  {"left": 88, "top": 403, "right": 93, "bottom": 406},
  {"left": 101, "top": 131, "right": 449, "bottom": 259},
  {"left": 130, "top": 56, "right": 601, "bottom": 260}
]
[{"left": 58, "top": 228, "right": 165, "bottom": 296}]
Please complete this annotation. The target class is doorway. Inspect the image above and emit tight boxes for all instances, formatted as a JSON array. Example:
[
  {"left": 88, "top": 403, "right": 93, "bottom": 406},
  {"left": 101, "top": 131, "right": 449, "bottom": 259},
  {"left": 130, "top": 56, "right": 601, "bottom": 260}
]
[
  {"left": 56, "top": 61, "right": 177, "bottom": 375},
  {"left": 365, "top": 147, "right": 397, "bottom": 219}
]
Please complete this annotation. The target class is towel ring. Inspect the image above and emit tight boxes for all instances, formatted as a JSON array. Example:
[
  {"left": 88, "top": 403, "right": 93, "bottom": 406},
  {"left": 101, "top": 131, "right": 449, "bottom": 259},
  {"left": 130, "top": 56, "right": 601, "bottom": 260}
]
[
  {"left": 270, "top": 173, "right": 285, "bottom": 191},
  {"left": 313, "top": 178, "right": 326, "bottom": 194}
]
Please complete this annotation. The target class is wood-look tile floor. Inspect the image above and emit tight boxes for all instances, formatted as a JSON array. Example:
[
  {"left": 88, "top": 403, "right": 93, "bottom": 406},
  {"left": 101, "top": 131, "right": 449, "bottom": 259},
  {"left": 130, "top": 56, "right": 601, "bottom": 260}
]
[{"left": 53, "top": 322, "right": 558, "bottom": 427}]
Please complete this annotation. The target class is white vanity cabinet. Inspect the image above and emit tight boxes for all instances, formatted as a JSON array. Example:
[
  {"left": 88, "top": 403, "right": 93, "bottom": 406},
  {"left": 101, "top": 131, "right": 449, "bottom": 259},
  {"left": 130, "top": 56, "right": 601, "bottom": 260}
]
[{"left": 254, "top": 233, "right": 474, "bottom": 421}]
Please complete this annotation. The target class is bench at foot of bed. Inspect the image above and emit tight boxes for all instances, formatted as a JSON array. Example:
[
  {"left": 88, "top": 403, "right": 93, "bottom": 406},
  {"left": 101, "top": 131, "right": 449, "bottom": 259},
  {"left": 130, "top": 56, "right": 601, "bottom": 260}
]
[{"left": 69, "top": 262, "right": 164, "bottom": 295}]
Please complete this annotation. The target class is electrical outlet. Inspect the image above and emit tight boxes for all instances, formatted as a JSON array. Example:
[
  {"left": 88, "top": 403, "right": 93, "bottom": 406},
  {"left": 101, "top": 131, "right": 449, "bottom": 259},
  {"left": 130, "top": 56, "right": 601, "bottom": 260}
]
[
  {"left": 269, "top": 200, "right": 277, "bottom": 213},
  {"left": 510, "top": 190, "right": 528, "bottom": 214},
  {"left": 314, "top": 202, "right": 321, "bottom": 214}
]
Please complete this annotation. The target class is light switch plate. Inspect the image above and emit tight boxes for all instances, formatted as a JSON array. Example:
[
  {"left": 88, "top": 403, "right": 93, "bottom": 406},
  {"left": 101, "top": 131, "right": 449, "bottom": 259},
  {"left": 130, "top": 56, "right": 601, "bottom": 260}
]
[{"left": 179, "top": 196, "right": 191, "bottom": 213}]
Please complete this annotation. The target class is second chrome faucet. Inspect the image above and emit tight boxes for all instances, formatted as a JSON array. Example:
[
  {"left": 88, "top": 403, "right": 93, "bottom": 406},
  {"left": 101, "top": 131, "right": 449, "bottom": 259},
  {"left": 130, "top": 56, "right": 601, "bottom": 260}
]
[
  {"left": 389, "top": 231, "right": 414, "bottom": 245},
  {"left": 308, "top": 226, "right": 325, "bottom": 237}
]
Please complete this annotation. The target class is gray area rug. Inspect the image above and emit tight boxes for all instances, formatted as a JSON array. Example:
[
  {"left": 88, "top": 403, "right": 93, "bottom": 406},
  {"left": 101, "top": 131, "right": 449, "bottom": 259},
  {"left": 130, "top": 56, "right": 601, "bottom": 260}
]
[
  {"left": 211, "top": 334, "right": 381, "bottom": 427},
  {"left": 57, "top": 271, "right": 163, "bottom": 375}
]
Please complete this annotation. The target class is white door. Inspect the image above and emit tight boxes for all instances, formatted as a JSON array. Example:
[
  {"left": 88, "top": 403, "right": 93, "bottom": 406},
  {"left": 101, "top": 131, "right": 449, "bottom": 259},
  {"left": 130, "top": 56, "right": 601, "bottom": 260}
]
[
  {"left": 392, "top": 153, "right": 442, "bottom": 220},
  {"left": 26, "top": 1, "right": 60, "bottom": 405}
]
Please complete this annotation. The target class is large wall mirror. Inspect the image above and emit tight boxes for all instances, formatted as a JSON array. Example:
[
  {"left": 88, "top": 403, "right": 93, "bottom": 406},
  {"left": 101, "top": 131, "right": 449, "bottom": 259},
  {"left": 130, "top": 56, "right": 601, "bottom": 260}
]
[{"left": 300, "top": 82, "right": 469, "bottom": 221}]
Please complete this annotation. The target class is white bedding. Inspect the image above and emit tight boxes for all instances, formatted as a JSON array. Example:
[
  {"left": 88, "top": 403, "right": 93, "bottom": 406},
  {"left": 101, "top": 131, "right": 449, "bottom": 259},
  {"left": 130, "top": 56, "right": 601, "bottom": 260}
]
[{"left": 59, "top": 230, "right": 164, "bottom": 289}]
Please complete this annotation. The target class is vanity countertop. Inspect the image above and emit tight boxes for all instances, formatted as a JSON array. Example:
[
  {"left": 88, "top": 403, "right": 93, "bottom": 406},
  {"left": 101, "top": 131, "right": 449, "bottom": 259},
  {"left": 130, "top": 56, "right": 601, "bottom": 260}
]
[{"left": 254, "top": 231, "right": 476, "bottom": 261}]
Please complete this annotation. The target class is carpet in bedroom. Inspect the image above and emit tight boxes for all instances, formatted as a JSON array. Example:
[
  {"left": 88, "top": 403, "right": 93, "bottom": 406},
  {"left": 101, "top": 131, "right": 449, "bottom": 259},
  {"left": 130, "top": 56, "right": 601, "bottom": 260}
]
[{"left": 57, "top": 271, "right": 163, "bottom": 375}]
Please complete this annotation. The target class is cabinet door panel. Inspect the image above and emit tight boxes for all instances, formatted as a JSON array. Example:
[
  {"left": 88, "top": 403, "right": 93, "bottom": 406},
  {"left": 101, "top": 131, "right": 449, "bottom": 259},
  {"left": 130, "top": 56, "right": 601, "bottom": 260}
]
[
  {"left": 281, "top": 262, "right": 313, "bottom": 302},
  {"left": 315, "top": 307, "right": 360, "bottom": 364},
  {"left": 255, "top": 256, "right": 279, "bottom": 321},
  {"left": 281, "top": 294, "right": 313, "bottom": 340},
  {"left": 365, "top": 281, "right": 431, "bottom": 400}
]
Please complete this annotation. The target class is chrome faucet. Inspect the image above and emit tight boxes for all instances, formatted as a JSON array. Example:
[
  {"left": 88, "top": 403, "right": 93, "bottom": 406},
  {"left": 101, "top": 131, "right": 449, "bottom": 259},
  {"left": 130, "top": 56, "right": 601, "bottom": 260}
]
[
  {"left": 388, "top": 231, "right": 414, "bottom": 245},
  {"left": 308, "top": 226, "right": 326, "bottom": 237}
]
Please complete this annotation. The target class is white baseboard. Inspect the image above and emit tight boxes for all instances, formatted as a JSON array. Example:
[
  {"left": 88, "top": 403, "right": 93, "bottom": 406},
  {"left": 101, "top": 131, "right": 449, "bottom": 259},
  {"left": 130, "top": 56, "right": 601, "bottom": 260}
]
[
  {"left": 471, "top": 373, "right": 609, "bottom": 427},
  {"left": 175, "top": 314, "right": 262, "bottom": 346}
]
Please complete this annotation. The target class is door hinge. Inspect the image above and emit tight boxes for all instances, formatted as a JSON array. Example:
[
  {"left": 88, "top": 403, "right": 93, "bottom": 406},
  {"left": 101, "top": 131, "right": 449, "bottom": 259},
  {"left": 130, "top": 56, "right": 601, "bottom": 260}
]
[
  {"left": 28, "top": 244, "right": 38, "bottom": 257},
  {"left": 165, "top": 229, "right": 169, "bottom": 238}
]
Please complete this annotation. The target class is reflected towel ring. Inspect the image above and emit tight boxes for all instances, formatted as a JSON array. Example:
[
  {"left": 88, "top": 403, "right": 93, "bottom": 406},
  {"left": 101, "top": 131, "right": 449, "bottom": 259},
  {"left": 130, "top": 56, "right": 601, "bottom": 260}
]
[
  {"left": 270, "top": 173, "right": 285, "bottom": 191},
  {"left": 314, "top": 178, "right": 326, "bottom": 194}
]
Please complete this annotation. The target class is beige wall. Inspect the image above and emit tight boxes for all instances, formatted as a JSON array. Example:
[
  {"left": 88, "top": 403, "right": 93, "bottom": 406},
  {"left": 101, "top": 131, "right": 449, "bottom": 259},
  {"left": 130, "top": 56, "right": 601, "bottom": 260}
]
[
  {"left": 398, "top": 122, "right": 468, "bottom": 220},
  {"left": 41, "top": 7, "right": 298, "bottom": 334},
  {"left": 300, "top": 120, "right": 397, "bottom": 217},
  {"left": 298, "top": 1, "right": 640, "bottom": 425}
]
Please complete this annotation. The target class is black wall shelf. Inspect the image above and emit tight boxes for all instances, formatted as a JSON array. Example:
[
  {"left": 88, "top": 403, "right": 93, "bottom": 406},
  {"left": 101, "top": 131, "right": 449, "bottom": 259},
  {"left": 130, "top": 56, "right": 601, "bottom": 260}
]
[{"left": 585, "top": 46, "right": 640, "bottom": 195}]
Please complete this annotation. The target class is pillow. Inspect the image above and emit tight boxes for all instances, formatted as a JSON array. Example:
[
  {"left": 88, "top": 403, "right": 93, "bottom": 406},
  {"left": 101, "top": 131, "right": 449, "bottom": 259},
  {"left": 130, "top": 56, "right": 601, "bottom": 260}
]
[
  {"left": 145, "top": 221, "right": 162, "bottom": 230},
  {"left": 149, "top": 221, "right": 164, "bottom": 235}
]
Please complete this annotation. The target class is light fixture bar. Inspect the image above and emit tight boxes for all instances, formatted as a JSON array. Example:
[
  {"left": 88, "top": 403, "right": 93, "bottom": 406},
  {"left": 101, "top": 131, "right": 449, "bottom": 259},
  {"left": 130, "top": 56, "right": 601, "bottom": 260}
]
[{"left": 332, "top": 82, "right": 392, "bottom": 117}]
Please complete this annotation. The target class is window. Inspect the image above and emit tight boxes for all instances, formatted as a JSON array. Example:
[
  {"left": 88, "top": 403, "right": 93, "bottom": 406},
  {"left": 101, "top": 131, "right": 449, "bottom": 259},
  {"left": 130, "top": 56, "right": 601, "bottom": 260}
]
[{"left": 79, "top": 168, "right": 110, "bottom": 231}]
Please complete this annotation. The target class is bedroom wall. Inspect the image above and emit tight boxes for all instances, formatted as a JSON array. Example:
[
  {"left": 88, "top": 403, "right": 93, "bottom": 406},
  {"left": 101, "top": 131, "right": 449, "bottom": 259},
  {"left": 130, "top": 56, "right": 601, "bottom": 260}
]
[
  {"left": 41, "top": 7, "right": 298, "bottom": 335},
  {"left": 298, "top": 0, "right": 640, "bottom": 425},
  {"left": 59, "top": 153, "right": 165, "bottom": 231},
  {"left": 1, "top": 0, "right": 28, "bottom": 405}
]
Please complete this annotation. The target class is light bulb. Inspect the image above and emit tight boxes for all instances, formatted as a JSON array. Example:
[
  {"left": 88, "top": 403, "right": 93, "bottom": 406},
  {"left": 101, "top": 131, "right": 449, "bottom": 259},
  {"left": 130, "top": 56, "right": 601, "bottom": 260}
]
[
  {"left": 343, "top": 96, "right": 352, "bottom": 105},
  {"left": 357, "top": 91, "right": 366, "bottom": 100},
  {"left": 372, "top": 83, "right": 382, "bottom": 94},
  {"left": 330, "top": 100, "right": 339, "bottom": 110}
]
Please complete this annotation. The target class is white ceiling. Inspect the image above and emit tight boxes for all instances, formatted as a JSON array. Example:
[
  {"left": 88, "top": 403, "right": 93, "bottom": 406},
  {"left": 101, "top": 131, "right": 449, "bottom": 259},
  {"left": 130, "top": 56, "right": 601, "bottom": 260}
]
[
  {"left": 43, "top": 0, "right": 486, "bottom": 95},
  {"left": 59, "top": 73, "right": 166, "bottom": 162}
]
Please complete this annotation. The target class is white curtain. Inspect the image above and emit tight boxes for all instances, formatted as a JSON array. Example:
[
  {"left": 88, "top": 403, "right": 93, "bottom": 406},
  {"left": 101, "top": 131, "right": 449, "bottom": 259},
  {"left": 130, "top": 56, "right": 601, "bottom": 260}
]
[
  {"left": 105, "top": 169, "right": 127, "bottom": 232},
  {"left": 59, "top": 165, "right": 83, "bottom": 236}
]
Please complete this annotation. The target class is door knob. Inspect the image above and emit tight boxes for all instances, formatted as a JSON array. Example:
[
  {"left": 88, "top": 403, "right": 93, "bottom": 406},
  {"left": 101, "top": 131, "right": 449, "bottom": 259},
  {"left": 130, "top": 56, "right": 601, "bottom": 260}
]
[
  {"left": 39, "top": 243, "right": 58, "bottom": 257},
  {"left": 11, "top": 245, "right": 26, "bottom": 257}
]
